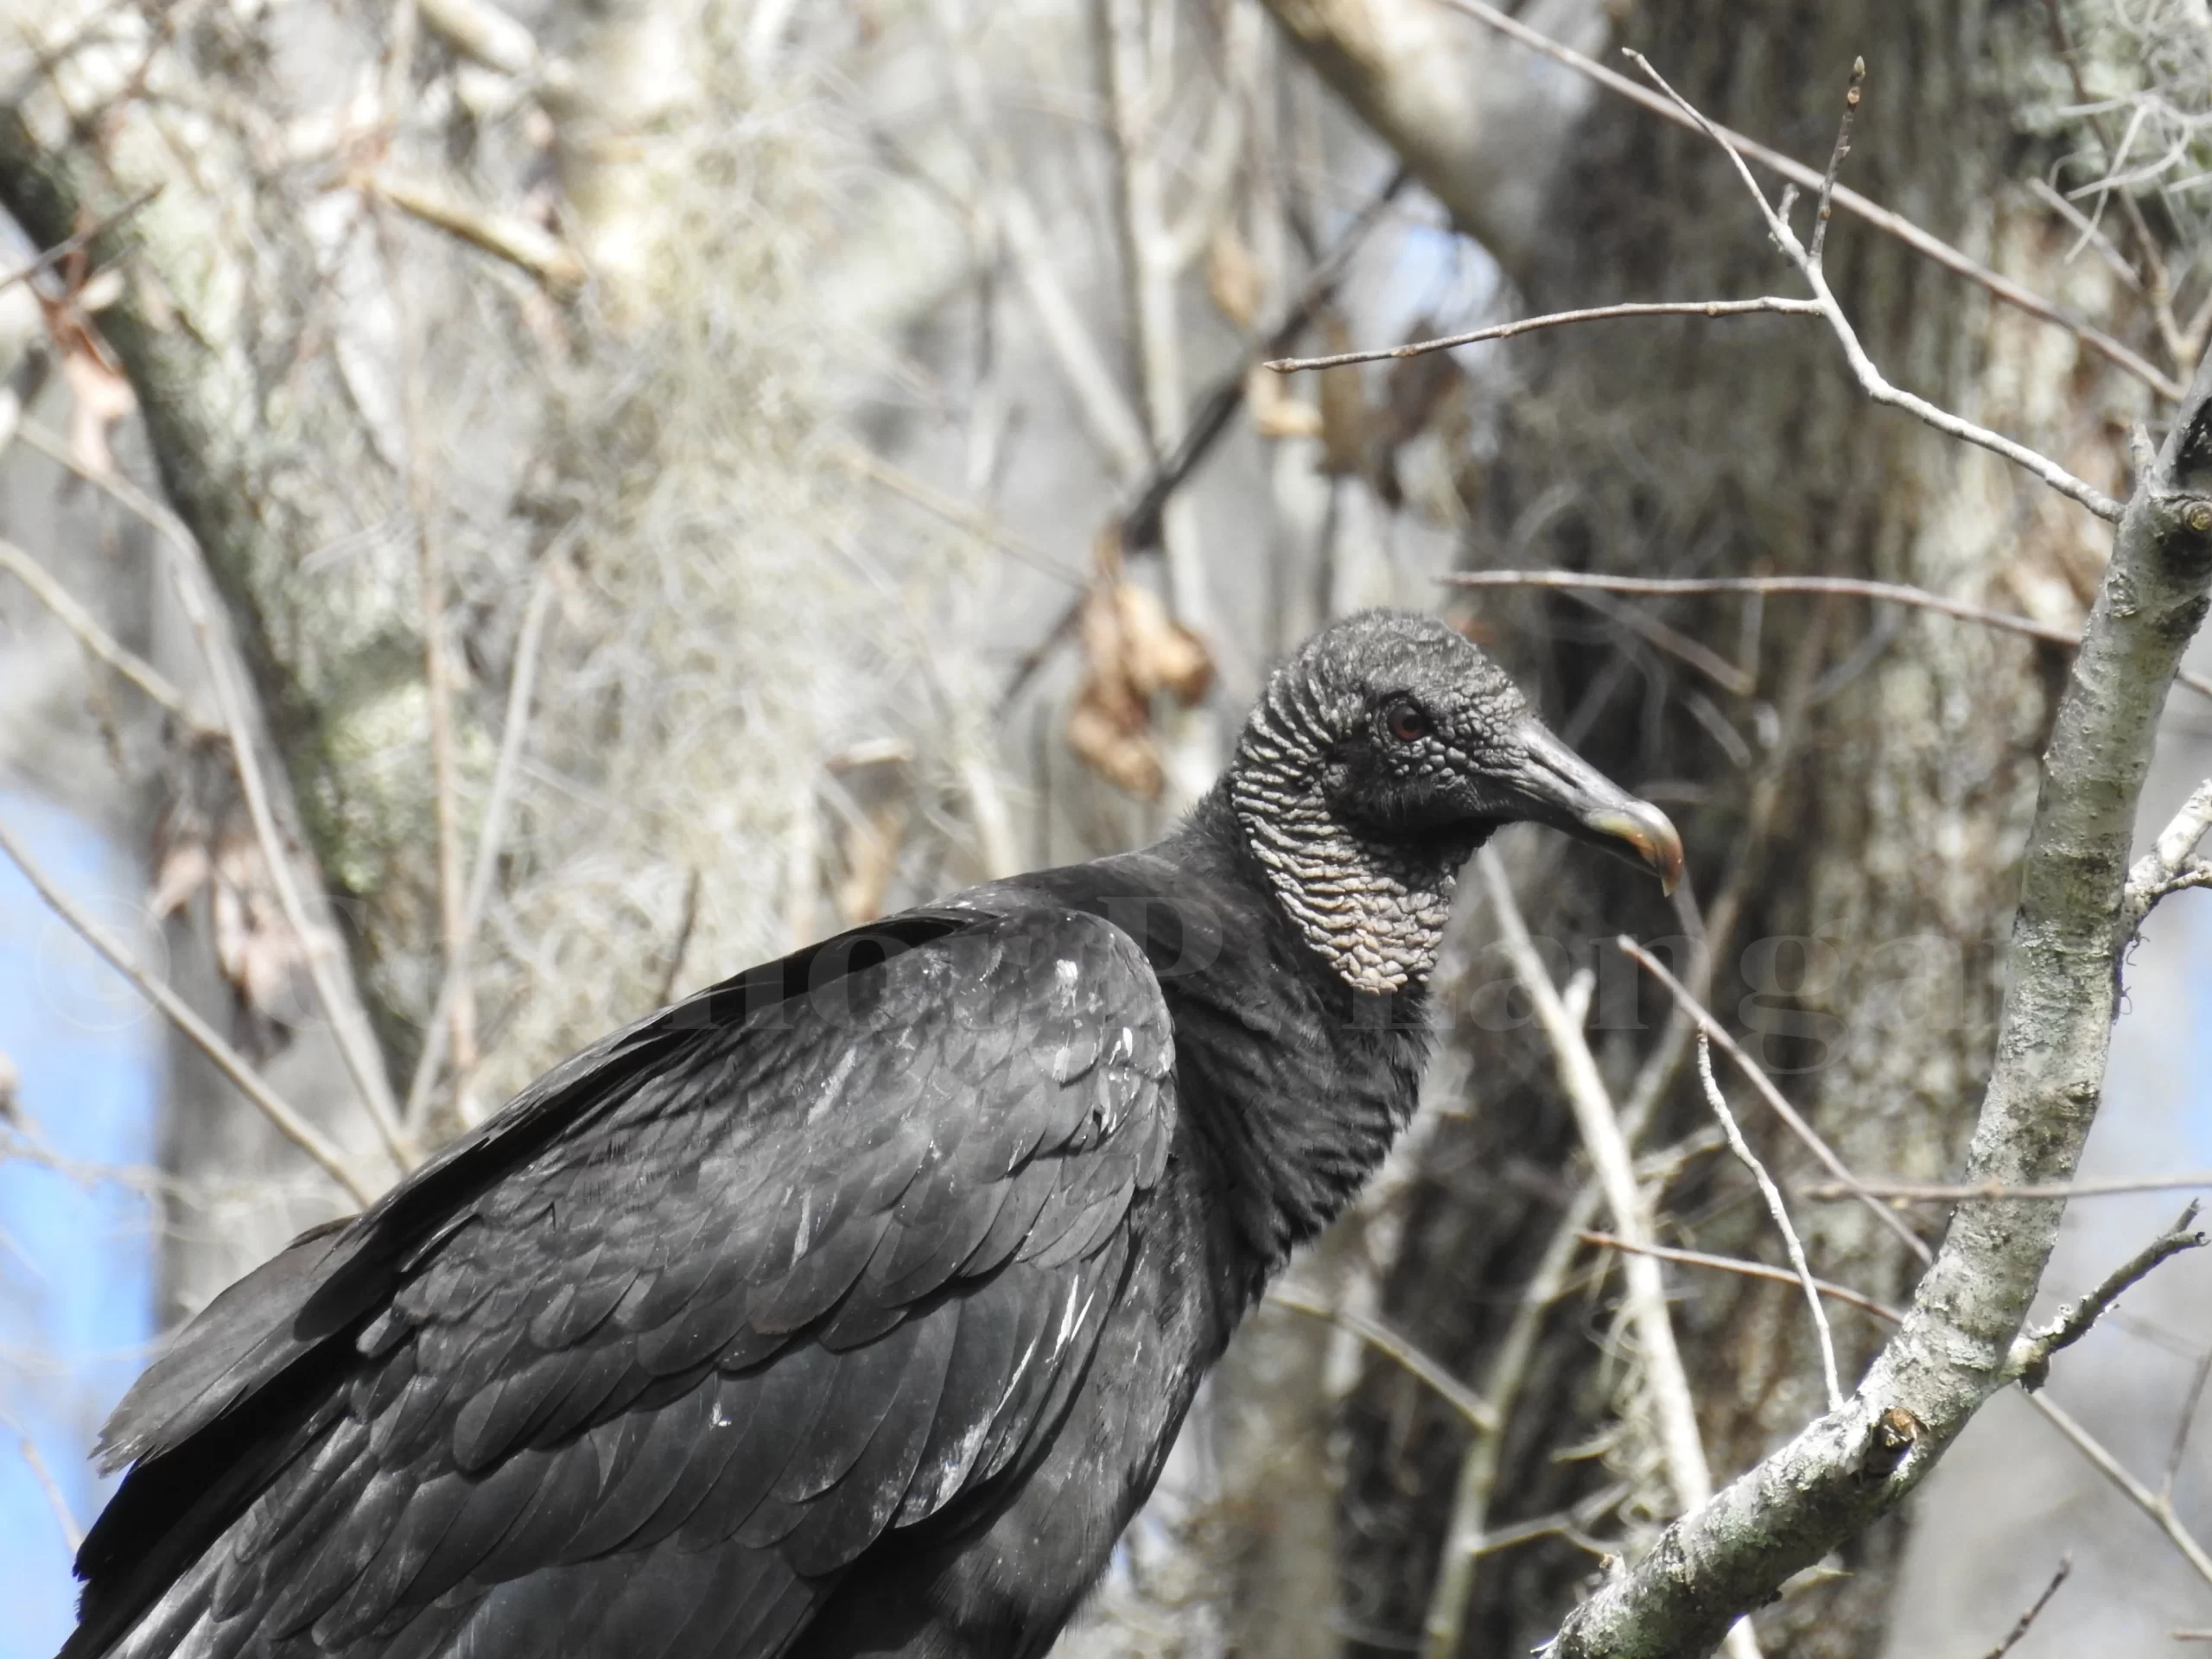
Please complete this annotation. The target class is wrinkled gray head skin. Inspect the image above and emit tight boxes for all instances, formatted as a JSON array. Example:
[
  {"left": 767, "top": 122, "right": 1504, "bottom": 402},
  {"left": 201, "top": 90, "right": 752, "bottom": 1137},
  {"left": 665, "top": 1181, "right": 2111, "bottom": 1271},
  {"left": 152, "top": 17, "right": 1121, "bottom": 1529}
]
[{"left": 1230, "top": 610, "right": 1681, "bottom": 995}]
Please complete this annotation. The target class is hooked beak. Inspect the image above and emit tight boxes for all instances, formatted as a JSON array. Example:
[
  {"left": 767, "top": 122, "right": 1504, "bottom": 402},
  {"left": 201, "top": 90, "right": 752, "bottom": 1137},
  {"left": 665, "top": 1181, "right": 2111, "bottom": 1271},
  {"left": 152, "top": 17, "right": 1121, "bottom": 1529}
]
[{"left": 1499, "top": 720, "right": 1685, "bottom": 895}]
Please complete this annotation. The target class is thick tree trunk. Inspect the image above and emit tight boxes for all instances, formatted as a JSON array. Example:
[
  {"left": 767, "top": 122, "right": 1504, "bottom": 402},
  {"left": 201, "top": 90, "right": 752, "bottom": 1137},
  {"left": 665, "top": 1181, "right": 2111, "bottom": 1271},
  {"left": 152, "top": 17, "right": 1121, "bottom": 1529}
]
[
  {"left": 1313, "top": 3, "right": 2145, "bottom": 1654},
  {"left": 0, "top": 0, "right": 910, "bottom": 1319}
]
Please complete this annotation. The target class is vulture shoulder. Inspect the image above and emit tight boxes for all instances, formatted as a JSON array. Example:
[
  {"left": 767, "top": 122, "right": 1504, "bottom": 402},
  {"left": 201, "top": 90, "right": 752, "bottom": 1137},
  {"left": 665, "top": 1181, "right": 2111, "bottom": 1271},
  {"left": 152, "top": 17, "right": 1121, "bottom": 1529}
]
[{"left": 69, "top": 903, "right": 1175, "bottom": 1659}]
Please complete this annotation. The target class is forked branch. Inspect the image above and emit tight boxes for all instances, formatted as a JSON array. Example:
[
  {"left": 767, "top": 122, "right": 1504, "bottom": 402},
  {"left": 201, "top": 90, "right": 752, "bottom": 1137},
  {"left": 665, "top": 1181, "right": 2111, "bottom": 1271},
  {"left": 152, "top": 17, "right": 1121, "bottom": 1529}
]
[
  {"left": 1540, "top": 200, "right": 2212, "bottom": 1659},
  {"left": 1624, "top": 49, "right": 2125, "bottom": 524}
]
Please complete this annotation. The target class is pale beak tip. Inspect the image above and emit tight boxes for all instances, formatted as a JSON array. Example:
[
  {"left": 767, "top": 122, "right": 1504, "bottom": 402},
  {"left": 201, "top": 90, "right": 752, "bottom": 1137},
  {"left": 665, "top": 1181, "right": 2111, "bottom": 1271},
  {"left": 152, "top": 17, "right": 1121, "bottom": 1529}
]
[{"left": 1584, "top": 803, "right": 1685, "bottom": 896}]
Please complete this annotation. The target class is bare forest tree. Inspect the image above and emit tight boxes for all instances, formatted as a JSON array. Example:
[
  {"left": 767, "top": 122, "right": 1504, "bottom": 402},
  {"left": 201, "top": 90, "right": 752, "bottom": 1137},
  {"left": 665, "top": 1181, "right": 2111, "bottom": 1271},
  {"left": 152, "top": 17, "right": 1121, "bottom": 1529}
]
[{"left": 3, "top": 0, "right": 2212, "bottom": 1655}]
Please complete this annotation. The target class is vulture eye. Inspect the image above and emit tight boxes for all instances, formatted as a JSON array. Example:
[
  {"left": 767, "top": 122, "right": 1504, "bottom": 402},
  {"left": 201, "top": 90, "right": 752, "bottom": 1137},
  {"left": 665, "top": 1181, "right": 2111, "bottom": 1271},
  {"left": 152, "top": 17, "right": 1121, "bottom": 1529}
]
[{"left": 1382, "top": 698, "right": 1433, "bottom": 745}]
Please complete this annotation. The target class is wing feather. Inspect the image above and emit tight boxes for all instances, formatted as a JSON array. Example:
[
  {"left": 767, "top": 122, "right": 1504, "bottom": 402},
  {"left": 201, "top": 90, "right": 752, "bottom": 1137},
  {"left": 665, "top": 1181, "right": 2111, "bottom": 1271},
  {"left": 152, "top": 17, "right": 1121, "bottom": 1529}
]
[{"left": 71, "top": 906, "right": 1173, "bottom": 1659}]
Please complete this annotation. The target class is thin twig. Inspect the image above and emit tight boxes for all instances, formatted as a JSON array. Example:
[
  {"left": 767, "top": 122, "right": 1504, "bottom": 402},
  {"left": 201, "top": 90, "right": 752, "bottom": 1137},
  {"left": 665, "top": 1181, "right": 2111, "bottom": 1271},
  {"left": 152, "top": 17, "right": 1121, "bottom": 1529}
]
[
  {"left": 1800, "top": 1174, "right": 2212, "bottom": 1203},
  {"left": 2027, "top": 1391, "right": 2212, "bottom": 1592},
  {"left": 1268, "top": 1282, "right": 1498, "bottom": 1432},
  {"left": 2027, "top": 177, "right": 2145, "bottom": 295},
  {"left": 1697, "top": 1034, "right": 1844, "bottom": 1411},
  {"left": 2037, "top": 0, "right": 2184, "bottom": 366},
  {"left": 1475, "top": 854, "right": 1723, "bottom": 1517},
  {"left": 1481, "top": 868, "right": 1768, "bottom": 1659},
  {"left": 1422, "top": 1181, "right": 1601, "bottom": 1659},
  {"left": 0, "top": 810, "right": 371, "bottom": 1205},
  {"left": 2163, "top": 1349, "right": 2212, "bottom": 1503},
  {"left": 1806, "top": 58, "right": 1865, "bottom": 269},
  {"left": 1440, "top": 569, "right": 2212, "bottom": 704},
  {"left": 1621, "top": 938, "right": 1931, "bottom": 1264},
  {"left": 1264, "top": 297, "right": 1823, "bottom": 375},
  {"left": 150, "top": 497, "right": 414, "bottom": 1172},
  {"left": 1503, "top": 1226, "right": 2212, "bottom": 1615},
  {"left": 1434, "top": 0, "right": 2186, "bottom": 400},
  {"left": 651, "top": 866, "right": 702, "bottom": 1009},
  {"left": 403, "top": 553, "right": 562, "bottom": 1136},
  {"left": 1611, "top": 618, "right": 1832, "bottom": 1143},
  {"left": 1002, "top": 168, "right": 1408, "bottom": 707},
  {"left": 2126, "top": 779, "right": 2212, "bottom": 931},
  {"left": 1577, "top": 1230, "right": 2212, "bottom": 1618},
  {"left": 19, "top": 421, "right": 413, "bottom": 1170},
  {"left": 1573, "top": 588, "right": 1755, "bottom": 696},
  {"left": 2009, "top": 1203, "right": 2206, "bottom": 1390},
  {"left": 837, "top": 446, "right": 1085, "bottom": 586},
  {"left": 1580, "top": 1233, "right": 1903, "bottom": 1324},
  {"left": 0, "top": 537, "right": 215, "bottom": 736},
  {"left": 1625, "top": 48, "right": 2125, "bottom": 524},
  {"left": 1978, "top": 1558, "right": 2071, "bottom": 1659},
  {"left": 371, "top": 173, "right": 585, "bottom": 289},
  {"left": 1122, "top": 166, "right": 1408, "bottom": 549},
  {"left": 1096, "top": 0, "right": 1212, "bottom": 632},
  {"left": 5, "top": 1419, "right": 81, "bottom": 1550},
  {"left": 1463, "top": 1484, "right": 1632, "bottom": 1562},
  {"left": 384, "top": 193, "right": 478, "bottom": 1131},
  {"left": 0, "top": 183, "right": 160, "bottom": 296}
]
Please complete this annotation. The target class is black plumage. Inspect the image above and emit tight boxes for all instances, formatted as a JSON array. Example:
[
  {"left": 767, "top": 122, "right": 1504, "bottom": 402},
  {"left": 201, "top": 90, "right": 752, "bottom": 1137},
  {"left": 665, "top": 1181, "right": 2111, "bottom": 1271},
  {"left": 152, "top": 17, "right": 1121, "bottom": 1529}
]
[{"left": 64, "top": 611, "right": 1681, "bottom": 1659}]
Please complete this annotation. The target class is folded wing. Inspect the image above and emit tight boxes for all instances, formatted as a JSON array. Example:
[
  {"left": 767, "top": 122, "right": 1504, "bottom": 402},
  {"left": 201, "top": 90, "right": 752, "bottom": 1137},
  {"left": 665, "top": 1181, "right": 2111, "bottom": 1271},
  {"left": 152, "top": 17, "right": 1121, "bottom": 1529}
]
[{"left": 69, "top": 906, "right": 1174, "bottom": 1659}]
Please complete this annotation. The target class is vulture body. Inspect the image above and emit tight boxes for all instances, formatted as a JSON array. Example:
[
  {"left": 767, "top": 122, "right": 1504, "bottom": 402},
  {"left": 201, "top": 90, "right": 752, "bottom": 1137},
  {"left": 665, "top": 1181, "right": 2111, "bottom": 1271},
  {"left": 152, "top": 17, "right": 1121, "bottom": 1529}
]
[{"left": 65, "top": 612, "right": 1681, "bottom": 1659}]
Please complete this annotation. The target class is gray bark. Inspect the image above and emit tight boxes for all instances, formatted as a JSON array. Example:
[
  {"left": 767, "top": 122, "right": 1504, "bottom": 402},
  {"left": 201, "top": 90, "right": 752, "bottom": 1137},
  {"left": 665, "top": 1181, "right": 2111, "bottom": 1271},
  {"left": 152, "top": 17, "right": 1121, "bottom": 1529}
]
[
  {"left": 1274, "top": 3, "right": 2159, "bottom": 1654},
  {"left": 1548, "top": 341, "right": 2212, "bottom": 1659}
]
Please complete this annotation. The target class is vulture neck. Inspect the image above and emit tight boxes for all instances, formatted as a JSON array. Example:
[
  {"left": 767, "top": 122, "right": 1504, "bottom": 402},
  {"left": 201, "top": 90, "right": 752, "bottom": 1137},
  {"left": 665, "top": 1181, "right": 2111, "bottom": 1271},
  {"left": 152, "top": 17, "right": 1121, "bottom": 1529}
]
[
  {"left": 1140, "top": 787, "right": 1437, "bottom": 1293},
  {"left": 1225, "top": 684, "right": 1460, "bottom": 995}
]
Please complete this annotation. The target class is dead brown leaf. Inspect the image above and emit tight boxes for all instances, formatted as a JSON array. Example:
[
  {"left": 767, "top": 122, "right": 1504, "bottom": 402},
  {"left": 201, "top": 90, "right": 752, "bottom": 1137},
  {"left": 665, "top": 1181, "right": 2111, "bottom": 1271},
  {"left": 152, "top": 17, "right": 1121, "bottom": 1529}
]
[
  {"left": 1315, "top": 312, "right": 1369, "bottom": 478},
  {"left": 835, "top": 803, "right": 909, "bottom": 925},
  {"left": 1247, "top": 364, "right": 1325, "bottom": 442},
  {"left": 152, "top": 764, "right": 324, "bottom": 1050},
  {"left": 60, "top": 345, "right": 136, "bottom": 477},
  {"left": 1065, "top": 537, "right": 1214, "bottom": 801},
  {"left": 1205, "top": 224, "right": 1265, "bottom": 331},
  {"left": 35, "top": 232, "right": 137, "bottom": 478}
]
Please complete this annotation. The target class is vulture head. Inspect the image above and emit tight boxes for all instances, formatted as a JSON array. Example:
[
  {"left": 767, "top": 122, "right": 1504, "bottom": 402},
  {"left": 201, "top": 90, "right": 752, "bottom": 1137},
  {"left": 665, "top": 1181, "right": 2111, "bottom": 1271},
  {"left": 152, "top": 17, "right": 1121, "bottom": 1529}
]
[{"left": 1228, "top": 609, "right": 1683, "bottom": 995}]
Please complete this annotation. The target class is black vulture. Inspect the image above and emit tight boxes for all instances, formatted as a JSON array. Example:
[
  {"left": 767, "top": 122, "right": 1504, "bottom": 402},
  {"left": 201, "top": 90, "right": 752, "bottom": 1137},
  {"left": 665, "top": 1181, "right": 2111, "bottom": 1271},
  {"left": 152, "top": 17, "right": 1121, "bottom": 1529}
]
[{"left": 64, "top": 609, "right": 1681, "bottom": 1659}]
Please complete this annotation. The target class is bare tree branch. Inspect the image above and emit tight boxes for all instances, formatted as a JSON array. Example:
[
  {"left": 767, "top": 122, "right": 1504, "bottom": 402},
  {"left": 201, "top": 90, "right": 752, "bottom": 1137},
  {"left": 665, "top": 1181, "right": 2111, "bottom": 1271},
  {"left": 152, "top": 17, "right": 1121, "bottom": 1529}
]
[
  {"left": 1253, "top": 0, "right": 1600, "bottom": 278},
  {"left": 2163, "top": 1350, "right": 2212, "bottom": 1503},
  {"left": 1267, "top": 1281, "right": 1500, "bottom": 1432},
  {"left": 1477, "top": 849, "right": 1764, "bottom": 1659},
  {"left": 1434, "top": 0, "right": 2187, "bottom": 400},
  {"left": 1621, "top": 937, "right": 1931, "bottom": 1264},
  {"left": 1540, "top": 288, "right": 2212, "bottom": 1659},
  {"left": 1625, "top": 48, "right": 2126, "bottom": 524},
  {"left": 1976, "top": 1557, "right": 2070, "bottom": 1659},
  {"left": 1799, "top": 1174, "right": 2212, "bottom": 1203},
  {"left": 415, "top": 0, "right": 544, "bottom": 79},
  {"left": 403, "top": 552, "right": 563, "bottom": 1135},
  {"left": 0, "top": 809, "right": 372, "bottom": 1205},
  {"left": 1265, "top": 298, "right": 1823, "bottom": 374},
  {"left": 1423, "top": 1180, "right": 1603, "bottom": 1659},
  {"left": 1441, "top": 569, "right": 2212, "bottom": 706},
  {"left": 1579, "top": 1233, "right": 1904, "bottom": 1324},
  {"left": 0, "top": 182, "right": 159, "bottom": 296},
  {"left": 2026, "top": 1392, "right": 2212, "bottom": 1592},
  {"left": 1696, "top": 1034, "right": 1843, "bottom": 1412},
  {"left": 370, "top": 174, "right": 585, "bottom": 289},
  {"left": 2008, "top": 1203, "right": 2205, "bottom": 1391},
  {"left": 0, "top": 536, "right": 215, "bottom": 737},
  {"left": 2124, "top": 779, "right": 2212, "bottom": 931},
  {"left": 16, "top": 422, "right": 415, "bottom": 1173},
  {"left": 385, "top": 201, "right": 478, "bottom": 1130},
  {"left": 3, "top": 1412, "right": 82, "bottom": 1551}
]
